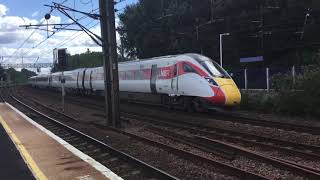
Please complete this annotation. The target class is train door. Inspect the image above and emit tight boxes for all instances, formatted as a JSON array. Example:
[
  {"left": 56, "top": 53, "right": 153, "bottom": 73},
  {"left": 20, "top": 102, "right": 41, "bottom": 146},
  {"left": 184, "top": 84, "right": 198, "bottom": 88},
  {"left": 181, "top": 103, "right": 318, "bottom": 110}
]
[
  {"left": 89, "top": 70, "right": 93, "bottom": 91},
  {"left": 82, "top": 69, "right": 86, "bottom": 91},
  {"left": 49, "top": 75, "right": 52, "bottom": 87},
  {"left": 150, "top": 64, "right": 157, "bottom": 93},
  {"left": 171, "top": 64, "right": 179, "bottom": 94},
  {"left": 76, "top": 72, "right": 80, "bottom": 89}
]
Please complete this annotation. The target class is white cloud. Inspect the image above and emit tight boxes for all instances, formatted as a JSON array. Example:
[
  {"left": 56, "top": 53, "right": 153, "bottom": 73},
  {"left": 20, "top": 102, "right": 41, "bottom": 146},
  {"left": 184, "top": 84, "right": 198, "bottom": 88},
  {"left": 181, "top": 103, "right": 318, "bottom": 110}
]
[
  {"left": 31, "top": 11, "right": 39, "bottom": 18},
  {"left": 0, "top": 4, "right": 8, "bottom": 16},
  {"left": 0, "top": 15, "right": 38, "bottom": 32},
  {"left": 0, "top": 3, "right": 103, "bottom": 65}
]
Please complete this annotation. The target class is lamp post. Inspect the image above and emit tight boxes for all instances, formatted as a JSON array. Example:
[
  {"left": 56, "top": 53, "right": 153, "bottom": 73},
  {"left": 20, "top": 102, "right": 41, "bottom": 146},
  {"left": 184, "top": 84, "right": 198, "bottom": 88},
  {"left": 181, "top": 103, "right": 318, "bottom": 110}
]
[{"left": 219, "top": 33, "right": 230, "bottom": 67}]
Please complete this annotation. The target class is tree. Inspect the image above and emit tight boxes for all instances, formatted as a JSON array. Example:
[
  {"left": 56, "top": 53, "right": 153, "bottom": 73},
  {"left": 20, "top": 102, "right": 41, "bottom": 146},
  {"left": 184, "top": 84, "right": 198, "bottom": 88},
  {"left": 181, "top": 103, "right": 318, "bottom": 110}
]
[
  {"left": 119, "top": 0, "right": 320, "bottom": 67},
  {"left": 0, "top": 64, "right": 6, "bottom": 81}
]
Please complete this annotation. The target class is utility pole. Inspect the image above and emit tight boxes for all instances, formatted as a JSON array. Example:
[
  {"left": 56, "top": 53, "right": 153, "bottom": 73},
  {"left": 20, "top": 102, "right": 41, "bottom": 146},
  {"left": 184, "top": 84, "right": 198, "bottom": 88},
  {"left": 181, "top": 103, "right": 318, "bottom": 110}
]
[{"left": 99, "top": 0, "right": 120, "bottom": 127}]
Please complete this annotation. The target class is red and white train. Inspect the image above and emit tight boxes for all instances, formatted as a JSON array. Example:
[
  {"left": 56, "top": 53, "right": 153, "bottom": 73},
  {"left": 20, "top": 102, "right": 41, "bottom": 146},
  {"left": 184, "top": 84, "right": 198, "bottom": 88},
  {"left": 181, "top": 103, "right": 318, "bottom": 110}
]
[{"left": 29, "top": 54, "right": 241, "bottom": 110}]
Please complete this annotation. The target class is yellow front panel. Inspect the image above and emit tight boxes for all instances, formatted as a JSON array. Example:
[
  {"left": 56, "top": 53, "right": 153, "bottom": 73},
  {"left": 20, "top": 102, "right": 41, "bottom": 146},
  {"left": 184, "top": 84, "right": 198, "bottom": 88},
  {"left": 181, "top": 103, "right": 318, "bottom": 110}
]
[{"left": 214, "top": 77, "right": 241, "bottom": 106}]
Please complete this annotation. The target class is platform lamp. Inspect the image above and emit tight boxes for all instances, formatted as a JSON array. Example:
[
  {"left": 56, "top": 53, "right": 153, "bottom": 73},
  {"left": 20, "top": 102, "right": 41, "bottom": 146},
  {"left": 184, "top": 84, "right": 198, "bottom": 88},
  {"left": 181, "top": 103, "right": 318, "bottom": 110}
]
[{"left": 219, "top": 33, "right": 230, "bottom": 68}]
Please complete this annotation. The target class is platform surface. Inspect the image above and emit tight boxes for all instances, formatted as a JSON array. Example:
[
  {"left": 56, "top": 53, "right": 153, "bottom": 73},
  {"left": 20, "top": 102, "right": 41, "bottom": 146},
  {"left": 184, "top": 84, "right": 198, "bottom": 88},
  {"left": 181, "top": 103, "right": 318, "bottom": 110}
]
[
  {"left": 0, "top": 124, "right": 35, "bottom": 179},
  {"left": 0, "top": 103, "right": 120, "bottom": 180}
]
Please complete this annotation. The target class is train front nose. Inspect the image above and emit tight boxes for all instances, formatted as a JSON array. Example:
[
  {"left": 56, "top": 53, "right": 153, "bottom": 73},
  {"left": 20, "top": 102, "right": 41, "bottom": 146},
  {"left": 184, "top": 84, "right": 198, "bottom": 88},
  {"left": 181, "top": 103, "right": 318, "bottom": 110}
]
[
  {"left": 220, "top": 84, "right": 241, "bottom": 106},
  {"left": 214, "top": 78, "right": 241, "bottom": 106}
]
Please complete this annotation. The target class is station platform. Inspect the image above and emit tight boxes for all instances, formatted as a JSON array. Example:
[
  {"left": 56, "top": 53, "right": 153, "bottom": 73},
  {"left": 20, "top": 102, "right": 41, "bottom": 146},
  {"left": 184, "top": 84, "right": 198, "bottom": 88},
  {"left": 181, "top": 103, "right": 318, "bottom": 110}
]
[{"left": 0, "top": 103, "right": 122, "bottom": 180}]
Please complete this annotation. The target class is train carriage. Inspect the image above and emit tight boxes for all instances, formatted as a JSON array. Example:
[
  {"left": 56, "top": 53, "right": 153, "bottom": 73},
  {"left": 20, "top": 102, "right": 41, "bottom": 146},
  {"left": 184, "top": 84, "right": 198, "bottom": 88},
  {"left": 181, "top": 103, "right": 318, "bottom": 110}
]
[{"left": 29, "top": 53, "right": 241, "bottom": 110}]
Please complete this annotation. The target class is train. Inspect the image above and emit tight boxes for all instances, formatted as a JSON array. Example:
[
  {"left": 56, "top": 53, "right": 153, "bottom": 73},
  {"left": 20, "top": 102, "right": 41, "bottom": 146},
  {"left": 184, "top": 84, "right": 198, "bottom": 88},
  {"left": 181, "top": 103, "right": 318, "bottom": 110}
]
[{"left": 29, "top": 53, "right": 241, "bottom": 111}]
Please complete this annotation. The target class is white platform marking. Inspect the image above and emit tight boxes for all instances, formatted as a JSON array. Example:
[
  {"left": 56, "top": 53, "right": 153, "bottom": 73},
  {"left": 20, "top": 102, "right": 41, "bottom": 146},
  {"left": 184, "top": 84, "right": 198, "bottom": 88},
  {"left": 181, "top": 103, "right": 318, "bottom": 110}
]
[{"left": 6, "top": 102, "right": 123, "bottom": 180}]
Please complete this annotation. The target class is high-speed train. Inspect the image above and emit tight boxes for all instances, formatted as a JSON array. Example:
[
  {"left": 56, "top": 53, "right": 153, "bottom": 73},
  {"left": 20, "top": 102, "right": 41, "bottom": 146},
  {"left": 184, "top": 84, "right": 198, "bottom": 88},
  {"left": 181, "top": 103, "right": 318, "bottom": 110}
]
[{"left": 29, "top": 54, "right": 241, "bottom": 110}]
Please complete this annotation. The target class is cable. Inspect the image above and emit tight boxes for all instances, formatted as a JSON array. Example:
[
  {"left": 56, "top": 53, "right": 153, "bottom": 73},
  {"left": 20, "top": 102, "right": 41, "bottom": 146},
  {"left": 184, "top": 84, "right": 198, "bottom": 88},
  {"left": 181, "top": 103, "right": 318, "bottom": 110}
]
[
  {"left": 35, "top": 20, "right": 98, "bottom": 60},
  {"left": 39, "top": 21, "right": 99, "bottom": 60},
  {"left": 22, "top": 8, "right": 99, "bottom": 59},
  {"left": 4, "top": 19, "right": 46, "bottom": 63}
]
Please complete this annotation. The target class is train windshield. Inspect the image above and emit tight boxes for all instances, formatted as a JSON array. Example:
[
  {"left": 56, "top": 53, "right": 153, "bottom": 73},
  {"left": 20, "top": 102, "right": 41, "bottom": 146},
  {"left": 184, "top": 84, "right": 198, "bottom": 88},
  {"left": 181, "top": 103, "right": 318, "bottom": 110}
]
[{"left": 189, "top": 54, "right": 230, "bottom": 78}]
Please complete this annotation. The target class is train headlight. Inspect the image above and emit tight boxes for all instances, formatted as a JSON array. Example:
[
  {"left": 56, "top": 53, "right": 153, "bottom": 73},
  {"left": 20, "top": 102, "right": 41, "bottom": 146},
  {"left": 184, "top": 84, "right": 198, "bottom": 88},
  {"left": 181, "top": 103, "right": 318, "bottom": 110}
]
[{"left": 204, "top": 77, "right": 218, "bottom": 86}]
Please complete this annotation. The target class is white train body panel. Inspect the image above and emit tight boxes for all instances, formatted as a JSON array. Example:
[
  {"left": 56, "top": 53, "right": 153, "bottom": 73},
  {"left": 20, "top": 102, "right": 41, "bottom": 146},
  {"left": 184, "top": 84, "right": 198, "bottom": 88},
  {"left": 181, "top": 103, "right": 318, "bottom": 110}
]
[{"left": 29, "top": 54, "right": 241, "bottom": 106}]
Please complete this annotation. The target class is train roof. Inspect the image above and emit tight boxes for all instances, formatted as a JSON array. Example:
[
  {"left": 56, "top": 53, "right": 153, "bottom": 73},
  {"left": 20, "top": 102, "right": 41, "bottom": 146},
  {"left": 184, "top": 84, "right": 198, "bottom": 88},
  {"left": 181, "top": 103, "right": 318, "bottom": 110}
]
[{"left": 119, "top": 53, "right": 204, "bottom": 65}]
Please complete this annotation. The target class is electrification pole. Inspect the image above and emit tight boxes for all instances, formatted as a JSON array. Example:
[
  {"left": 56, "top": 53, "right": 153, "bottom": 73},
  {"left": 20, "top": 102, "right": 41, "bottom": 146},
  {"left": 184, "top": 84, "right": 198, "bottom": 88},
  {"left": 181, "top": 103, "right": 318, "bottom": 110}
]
[{"left": 99, "top": 0, "right": 120, "bottom": 127}]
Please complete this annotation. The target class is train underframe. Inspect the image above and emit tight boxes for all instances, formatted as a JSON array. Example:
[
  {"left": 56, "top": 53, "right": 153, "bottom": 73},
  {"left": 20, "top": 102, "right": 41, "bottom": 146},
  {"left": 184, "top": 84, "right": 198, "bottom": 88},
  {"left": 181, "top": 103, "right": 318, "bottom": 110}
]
[{"left": 31, "top": 85, "right": 212, "bottom": 112}]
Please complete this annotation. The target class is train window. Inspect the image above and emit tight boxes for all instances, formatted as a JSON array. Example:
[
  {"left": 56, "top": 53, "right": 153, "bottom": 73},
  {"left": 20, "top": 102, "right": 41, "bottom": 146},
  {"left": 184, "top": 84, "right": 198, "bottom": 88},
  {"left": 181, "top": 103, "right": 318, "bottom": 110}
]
[
  {"left": 199, "top": 61, "right": 230, "bottom": 78},
  {"left": 183, "top": 63, "right": 196, "bottom": 73},
  {"left": 134, "top": 70, "right": 141, "bottom": 80}
]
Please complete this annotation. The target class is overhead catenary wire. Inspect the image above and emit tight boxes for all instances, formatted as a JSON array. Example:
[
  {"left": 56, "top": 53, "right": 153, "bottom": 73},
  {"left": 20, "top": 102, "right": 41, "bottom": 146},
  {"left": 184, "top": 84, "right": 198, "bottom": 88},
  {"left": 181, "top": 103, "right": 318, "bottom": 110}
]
[
  {"left": 31, "top": 7, "right": 101, "bottom": 64},
  {"left": 10, "top": 0, "right": 128, "bottom": 67},
  {"left": 21, "top": 8, "right": 100, "bottom": 59},
  {"left": 4, "top": 19, "right": 46, "bottom": 63},
  {"left": 37, "top": 20, "right": 99, "bottom": 60},
  {"left": 5, "top": 0, "right": 69, "bottom": 64}
]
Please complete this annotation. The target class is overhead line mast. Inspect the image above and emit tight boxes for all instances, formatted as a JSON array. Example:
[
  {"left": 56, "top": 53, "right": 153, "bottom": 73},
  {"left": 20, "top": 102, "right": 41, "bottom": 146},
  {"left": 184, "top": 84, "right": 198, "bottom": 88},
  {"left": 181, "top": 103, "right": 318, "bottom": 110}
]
[{"left": 99, "top": 0, "right": 120, "bottom": 127}]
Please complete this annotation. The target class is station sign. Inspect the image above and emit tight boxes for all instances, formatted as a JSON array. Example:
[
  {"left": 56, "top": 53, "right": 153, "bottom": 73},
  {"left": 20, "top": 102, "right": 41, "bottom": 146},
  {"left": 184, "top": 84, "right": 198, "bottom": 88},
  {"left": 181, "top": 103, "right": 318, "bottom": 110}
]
[{"left": 240, "top": 56, "right": 264, "bottom": 63}]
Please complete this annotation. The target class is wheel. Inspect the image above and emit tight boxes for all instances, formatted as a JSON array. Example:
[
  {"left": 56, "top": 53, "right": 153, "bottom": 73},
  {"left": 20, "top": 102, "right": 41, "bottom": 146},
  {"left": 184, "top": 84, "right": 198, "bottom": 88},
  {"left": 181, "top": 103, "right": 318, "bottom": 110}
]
[
  {"left": 191, "top": 97, "right": 207, "bottom": 113},
  {"left": 184, "top": 97, "right": 195, "bottom": 112}
]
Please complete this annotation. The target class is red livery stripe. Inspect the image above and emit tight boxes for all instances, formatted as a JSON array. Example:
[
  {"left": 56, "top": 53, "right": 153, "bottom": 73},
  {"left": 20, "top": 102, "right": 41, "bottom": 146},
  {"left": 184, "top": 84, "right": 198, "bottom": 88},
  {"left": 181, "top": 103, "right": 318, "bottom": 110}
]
[
  {"left": 119, "top": 61, "right": 209, "bottom": 80},
  {"left": 205, "top": 86, "right": 226, "bottom": 105}
]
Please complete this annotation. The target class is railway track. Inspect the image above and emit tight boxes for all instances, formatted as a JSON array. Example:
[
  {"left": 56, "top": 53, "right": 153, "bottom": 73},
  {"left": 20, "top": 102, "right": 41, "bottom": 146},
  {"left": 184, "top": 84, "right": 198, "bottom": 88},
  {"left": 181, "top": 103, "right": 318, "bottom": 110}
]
[
  {"left": 19, "top": 86, "right": 320, "bottom": 135},
  {"left": 121, "top": 112, "right": 320, "bottom": 159},
  {"left": 16, "top": 87, "right": 320, "bottom": 155},
  {"left": 9, "top": 89, "right": 320, "bottom": 179},
  {"left": 207, "top": 110, "right": 320, "bottom": 135},
  {"left": 0, "top": 90, "right": 178, "bottom": 180},
  {"left": 146, "top": 126, "right": 320, "bottom": 174},
  {"left": 8, "top": 92, "right": 267, "bottom": 179}
]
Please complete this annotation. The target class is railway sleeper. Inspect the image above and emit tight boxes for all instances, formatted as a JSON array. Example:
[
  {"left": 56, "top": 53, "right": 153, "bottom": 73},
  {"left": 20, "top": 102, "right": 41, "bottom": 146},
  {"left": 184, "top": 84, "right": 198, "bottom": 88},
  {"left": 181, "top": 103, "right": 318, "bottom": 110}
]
[
  {"left": 148, "top": 126, "right": 236, "bottom": 160},
  {"left": 195, "top": 136, "right": 320, "bottom": 179}
]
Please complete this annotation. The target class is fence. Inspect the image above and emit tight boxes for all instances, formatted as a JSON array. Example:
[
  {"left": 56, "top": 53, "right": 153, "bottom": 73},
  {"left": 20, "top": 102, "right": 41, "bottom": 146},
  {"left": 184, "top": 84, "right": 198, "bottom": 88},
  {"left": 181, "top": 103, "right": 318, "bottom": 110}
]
[{"left": 230, "top": 66, "right": 300, "bottom": 90}]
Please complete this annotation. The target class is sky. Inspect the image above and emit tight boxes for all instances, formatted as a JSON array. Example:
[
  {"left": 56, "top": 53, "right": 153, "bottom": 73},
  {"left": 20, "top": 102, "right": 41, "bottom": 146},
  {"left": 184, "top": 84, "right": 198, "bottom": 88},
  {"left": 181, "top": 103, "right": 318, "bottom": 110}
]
[{"left": 0, "top": 0, "right": 137, "bottom": 72}]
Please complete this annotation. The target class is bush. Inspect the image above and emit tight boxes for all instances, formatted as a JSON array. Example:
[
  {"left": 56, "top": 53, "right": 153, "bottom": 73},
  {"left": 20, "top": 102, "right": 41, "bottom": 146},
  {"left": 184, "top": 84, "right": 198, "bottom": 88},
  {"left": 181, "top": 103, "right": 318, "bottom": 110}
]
[
  {"left": 240, "top": 62, "right": 320, "bottom": 118},
  {"left": 240, "top": 91, "right": 275, "bottom": 113},
  {"left": 271, "top": 63, "right": 320, "bottom": 117}
]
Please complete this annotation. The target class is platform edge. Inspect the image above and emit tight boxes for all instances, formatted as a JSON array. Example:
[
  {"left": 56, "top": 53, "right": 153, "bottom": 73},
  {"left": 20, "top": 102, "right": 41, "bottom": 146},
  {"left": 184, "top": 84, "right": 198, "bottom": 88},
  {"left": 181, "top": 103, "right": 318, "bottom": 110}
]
[
  {"left": 6, "top": 102, "right": 123, "bottom": 180},
  {"left": 0, "top": 115, "right": 47, "bottom": 180}
]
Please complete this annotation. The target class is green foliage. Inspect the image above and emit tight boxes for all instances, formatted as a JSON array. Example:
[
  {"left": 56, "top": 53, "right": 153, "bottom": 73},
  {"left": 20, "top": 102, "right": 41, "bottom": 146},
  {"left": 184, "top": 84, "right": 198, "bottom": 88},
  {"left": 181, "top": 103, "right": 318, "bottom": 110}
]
[
  {"left": 272, "top": 63, "right": 320, "bottom": 116},
  {"left": 58, "top": 50, "right": 130, "bottom": 71},
  {"left": 240, "top": 92, "right": 275, "bottom": 113},
  {"left": 6, "top": 68, "right": 36, "bottom": 84},
  {"left": 241, "top": 61, "right": 320, "bottom": 118},
  {"left": 0, "top": 64, "right": 6, "bottom": 80},
  {"left": 118, "top": 0, "right": 212, "bottom": 59},
  {"left": 118, "top": 0, "right": 312, "bottom": 67},
  {"left": 67, "top": 51, "right": 104, "bottom": 70}
]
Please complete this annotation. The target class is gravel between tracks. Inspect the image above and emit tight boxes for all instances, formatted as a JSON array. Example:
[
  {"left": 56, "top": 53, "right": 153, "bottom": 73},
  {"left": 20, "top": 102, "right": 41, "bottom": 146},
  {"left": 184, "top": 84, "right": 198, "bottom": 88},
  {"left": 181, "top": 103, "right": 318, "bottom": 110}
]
[
  {"left": 127, "top": 125, "right": 304, "bottom": 180},
  {"left": 15, "top": 87, "right": 320, "bottom": 179},
  {"left": 13, "top": 90, "right": 239, "bottom": 179},
  {"left": 22, "top": 86, "right": 320, "bottom": 147}
]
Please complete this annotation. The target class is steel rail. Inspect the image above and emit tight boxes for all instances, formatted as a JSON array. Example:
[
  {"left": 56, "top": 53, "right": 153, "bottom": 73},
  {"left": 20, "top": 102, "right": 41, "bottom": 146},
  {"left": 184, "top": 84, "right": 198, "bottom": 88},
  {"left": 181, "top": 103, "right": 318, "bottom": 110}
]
[
  {"left": 18, "top": 90, "right": 320, "bottom": 160},
  {"left": 16, "top": 86, "right": 320, "bottom": 135},
  {"left": 11, "top": 92, "right": 268, "bottom": 180},
  {"left": 147, "top": 126, "right": 320, "bottom": 179},
  {"left": 122, "top": 112, "right": 320, "bottom": 154},
  {"left": 6, "top": 94, "right": 179, "bottom": 180}
]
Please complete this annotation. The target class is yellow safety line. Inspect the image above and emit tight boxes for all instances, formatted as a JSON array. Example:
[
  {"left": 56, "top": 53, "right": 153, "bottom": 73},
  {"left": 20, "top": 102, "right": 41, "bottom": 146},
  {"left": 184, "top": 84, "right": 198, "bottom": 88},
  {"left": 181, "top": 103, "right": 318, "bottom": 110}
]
[{"left": 0, "top": 115, "right": 47, "bottom": 180}]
